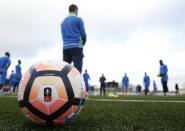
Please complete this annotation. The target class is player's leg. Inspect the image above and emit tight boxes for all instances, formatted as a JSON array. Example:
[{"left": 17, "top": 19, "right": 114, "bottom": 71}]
[
  {"left": 103, "top": 84, "right": 105, "bottom": 95},
  {"left": 125, "top": 87, "right": 127, "bottom": 95},
  {"left": 166, "top": 81, "right": 168, "bottom": 92},
  {"left": 147, "top": 88, "right": 149, "bottom": 95},
  {"left": 145, "top": 87, "right": 147, "bottom": 96},
  {"left": 9, "top": 81, "right": 13, "bottom": 95},
  {"left": 16, "top": 77, "right": 21, "bottom": 94},
  {"left": 63, "top": 49, "right": 72, "bottom": 64},
  {"left": 0, "top": 72, "right": 7, "bottom": 94},
  {"left": 164, "top": 81, "right": 168, "bottom": 95},
  {"left": 0, "top": 84, "right": 3, "bottom": 94},
  {"left": 123, "top": 85, "right": 125, "bottom": 93},
  {"left": 85, "top": 82, "right": 89, "bottom": 96},
  {"left": 162, "top": 81, "right": 167, "bottom": 96},
  {"left": 0, "top": 72, "right": 3, "bottom": 90},
  {"left": 13, "top": 82, "right": 17, "bottom": 94},
  {"left": 72, "top": 48, "right": 84, "bottom": 73},
  {"left": 125, "top": 85, "right": 128, "bottom": 94},
  {"left": 16, "top": 82, "right": 19, "bottom": 95},
  {"left": 86, "top": 82, "right": 91, "bottom": 96},
  {"left": 85, "top": 82, "right": 89, "bottom": 92}
]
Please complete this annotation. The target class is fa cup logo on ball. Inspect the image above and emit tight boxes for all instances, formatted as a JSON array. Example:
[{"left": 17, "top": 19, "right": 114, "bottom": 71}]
[{"left": 44, "top": 87, "right": 52, "bottom": 102}]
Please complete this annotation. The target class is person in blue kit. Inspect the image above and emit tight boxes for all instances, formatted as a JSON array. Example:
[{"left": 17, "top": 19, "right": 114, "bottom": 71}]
[
  {"left": 143, "top": 72, "right": 150, "bottom": 96},
  {"left": 0, "top": 52, "right": 11, "bottom": 94},
  {"left": 9, "top": 70, "right": 16, "bottom": 95},
  {"left": 61, "top": 4, "right": 86, "bottom": 73},
  {"left": 83, "top": 69, "right": 91, "bottom": 94},
  {"left": 13, "top": 60, "right": 22, "bottom": 94},
  {"left": 136, "top": 84, "right": 142, "bottom": 95},
  {"left": 122, "top": 73, "right": 129, "bottom": 94},
  {"left": 158, "top": 60, "right": 168, "bottom": 96}
]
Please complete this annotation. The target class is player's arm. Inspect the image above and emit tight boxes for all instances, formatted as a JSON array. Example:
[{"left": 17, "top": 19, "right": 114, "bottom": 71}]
[
  {"left": 3, "top": 60, "right": 10, "bottom": 70},
  {"left": 5, "top": 61, "right": 11, "bottom": 70},
  {"left": 78, "top": 18, "right": 86, "bottom": 46},
  {"left": 88, "top": 75, "right": 90, "bottom": 80}
]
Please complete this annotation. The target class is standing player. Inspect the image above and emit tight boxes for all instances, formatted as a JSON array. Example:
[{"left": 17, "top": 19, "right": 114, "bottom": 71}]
[
  {"left": 61, "top": 4, "right": 87, "bottom": 73},
  {"left": 9, "top": 70, "right": 16, "bottom": 95},
  {"left": 175, "top": 83, "right": 179, "bottom": 96},
  {"left": 99, "top": 74, "right": 106, "bottom": 95},
  {"left": 143, "top": 72, "right": 150, "bottom": 96},
  {"left": 83, "top": 69, "right": 91, "bottom": 95},
  {"left": 13, "top": 60, "right": 22, "bottom": 94},
  {"left": 122, "top": 73, "right": 129, "bottom": 94},
  {"left": 158, "top": 60, "right": 168, "bottom": 96},
  {"left": 0, "top": 52, "right": 11, "bottom": 94}
]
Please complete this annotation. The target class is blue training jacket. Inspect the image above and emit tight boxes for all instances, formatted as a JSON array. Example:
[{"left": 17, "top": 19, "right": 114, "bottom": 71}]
[
  {"left": 61, "top": 13, "right": 86, "bottom": 50},
  {"left": 15, "top": 64, "right": 22, "bottom": 80},
  {"left": 0, "top": 56, "right": 11, "bottom": 71},
  {"left": 83, "top": 73, "right": 90, "bottom": 83},
  {"left": 10, "top": 72, "right": 16, "bottom": 82},
  {"left": 122, "top": 76, "right": 129, "bottom": 87},
  {"left": 144, "top": 75, "right": 150, "bottom": 88},
  {"left": 160, "top": 64, "right": 168, "bottom": 82}
]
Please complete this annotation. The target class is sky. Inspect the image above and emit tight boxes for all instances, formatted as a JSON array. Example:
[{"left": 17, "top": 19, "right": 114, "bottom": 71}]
[{"left": 0, "top": 0, "right": 185, "bottom": 91}]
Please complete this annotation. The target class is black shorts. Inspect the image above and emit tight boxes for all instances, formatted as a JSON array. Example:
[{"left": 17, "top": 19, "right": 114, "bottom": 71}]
[
  {"left": 63, "top": 48, "right": 84, "bottom": 73},
  {"left": 162, "top": 81, "right": 168, "bottom": 92}
]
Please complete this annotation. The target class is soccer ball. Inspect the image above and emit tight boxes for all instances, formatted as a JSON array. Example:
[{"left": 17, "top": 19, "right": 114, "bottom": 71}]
[{"left": 17, "top": 60, "right": 86, "bottom": 125}]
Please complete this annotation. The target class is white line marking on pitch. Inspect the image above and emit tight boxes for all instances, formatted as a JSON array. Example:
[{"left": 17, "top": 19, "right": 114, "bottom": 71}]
[
  {"left": 88, "top": 99, "right": 185, "bottom": 103},
  {"left": 2, "top": 96, "right": 185, "bottom": 103}
]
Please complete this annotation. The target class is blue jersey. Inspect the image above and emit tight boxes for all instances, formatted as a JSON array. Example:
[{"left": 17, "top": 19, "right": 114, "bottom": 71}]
[
  {"left": 0, "top": 56, "right": 11, "bottom": 72},
  {"left": 122, "top": 76, "right": 129, "bottom": 88},
  {"left": 83, "top": 73, "right": 90, "bottom": 83},
  {"left": 61, "top": 13, "right": 86, "bottom": 50},
  {"left": 15, "top": 64, "right": 22, "bottom": 81},
  {"left": 144, "top": 75, "right": 150, "bottom": 88},
  {"left": 10, "top": 73, "right": 16, "bottom": 82},
  {"left": 160, "top": 64, "right": 168, "bottom": 82}
]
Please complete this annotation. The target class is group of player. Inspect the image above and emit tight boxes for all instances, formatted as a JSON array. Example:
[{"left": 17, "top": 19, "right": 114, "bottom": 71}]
[
  {"left": 122, "top": 61, "right": 177, "bottom": 96},
  {"left": 122, "top": 60, "right": 170, "bottom": 96},
  {"left": 0, "top": 52, "right": 22, "bottom": 95},
  {"left": 121, "top": 59, "right": 168, "bottom": 96},
  {"left": 82, "top": 59, "right": 169, "bottom": 96},
  {"left": 122, "top": 72, "right": 160, "bottom": 96}
]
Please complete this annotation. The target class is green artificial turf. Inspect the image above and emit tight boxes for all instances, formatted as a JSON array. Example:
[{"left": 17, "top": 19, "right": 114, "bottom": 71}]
[
  {"left": 0, "top": 96, "right": 185, "bottom": 131},
  {"left": 89, "top": 95, "right": 185, "bottom": 101}
]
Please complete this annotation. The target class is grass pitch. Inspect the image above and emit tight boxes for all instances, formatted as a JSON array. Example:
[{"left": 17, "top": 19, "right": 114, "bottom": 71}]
[{"left": 0, "top": 95, "right": 185, "bottom": 131}]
